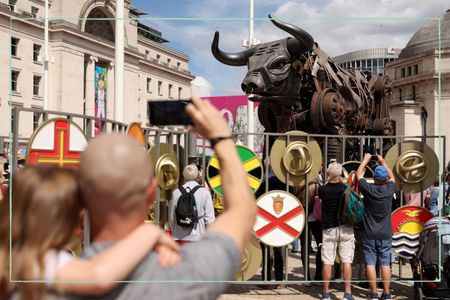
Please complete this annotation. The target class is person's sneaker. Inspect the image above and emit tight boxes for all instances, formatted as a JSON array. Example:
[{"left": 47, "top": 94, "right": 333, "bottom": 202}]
[
  {"left": 322, "top": 292, "right": 331, "bottom": 300},
  {"left": 367, "top": 291, "right": 378, "bottom": 300},
  {"left": 343, "top": 293, "right": 354, "bottom": 300},
  {"left": 380, "top": 292, "right": 392, "bottom": 300}
]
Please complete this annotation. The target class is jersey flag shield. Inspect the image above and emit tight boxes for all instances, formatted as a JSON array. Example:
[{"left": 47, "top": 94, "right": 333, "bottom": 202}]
[{"left": 254, "top": 190, "right": 305, "bottom": 247}]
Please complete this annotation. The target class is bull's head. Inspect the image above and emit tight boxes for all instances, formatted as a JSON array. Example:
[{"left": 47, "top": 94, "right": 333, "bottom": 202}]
[{"left": 211, "top": 14, "right": 314, "bottom": 104}]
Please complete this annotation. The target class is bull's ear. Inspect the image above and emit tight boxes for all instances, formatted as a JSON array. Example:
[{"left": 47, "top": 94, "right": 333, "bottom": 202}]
[
  {"left": 268, "top": 14, "right": 314, "bottom": 55},
  {"left": 211, "top": 31, "right": 255, "bottom": 66}
]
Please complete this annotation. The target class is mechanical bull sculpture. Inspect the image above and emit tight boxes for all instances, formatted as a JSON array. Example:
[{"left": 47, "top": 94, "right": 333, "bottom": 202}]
[{"left": 211, "top": 14, "right": 394, "bottom": 139}]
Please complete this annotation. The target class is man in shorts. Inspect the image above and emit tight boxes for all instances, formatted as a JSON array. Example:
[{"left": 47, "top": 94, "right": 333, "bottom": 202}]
[
  {"left": 357, "top": 154, "right": 396, "bottom": 300},
  {"left": 319, "top": 162, "right": 355, "bottom": 300}
]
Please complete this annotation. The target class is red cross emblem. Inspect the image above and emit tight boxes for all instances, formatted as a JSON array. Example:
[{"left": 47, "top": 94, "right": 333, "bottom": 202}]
[
  {"left": 256, "top": 205, "right": 303, "bottom": 238},
  {"left": 253, "top": 190, "right": 305, "bottom": 247},
  {"left": 27, "top": 119, "right": 87, "bottom": 168}
]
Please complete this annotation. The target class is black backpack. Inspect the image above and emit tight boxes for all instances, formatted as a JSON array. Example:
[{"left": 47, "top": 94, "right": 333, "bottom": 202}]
[{"left": 175, "top": 185, "right": 201, "bottom": 227}]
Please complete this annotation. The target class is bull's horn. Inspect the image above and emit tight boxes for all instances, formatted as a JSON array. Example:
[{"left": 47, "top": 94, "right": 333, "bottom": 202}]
[
  {"left": 268, "top": 14, "right": 314, "bottom": 56},
  {"left": 211, "top": 31, "right": 255, "bottom": 66}
]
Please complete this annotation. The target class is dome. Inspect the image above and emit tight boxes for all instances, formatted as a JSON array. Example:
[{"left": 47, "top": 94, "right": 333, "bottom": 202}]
[{"left": 399, "top": 10, "right": 450, "bottom": 59}]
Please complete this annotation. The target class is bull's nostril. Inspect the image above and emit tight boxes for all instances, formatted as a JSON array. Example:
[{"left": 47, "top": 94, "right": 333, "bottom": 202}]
[
  {"left": 242, "top": 83, "right": 256, "bottom": 95},
  {"left": 246, "top": 83, "right": 257, "bottom": 94}
]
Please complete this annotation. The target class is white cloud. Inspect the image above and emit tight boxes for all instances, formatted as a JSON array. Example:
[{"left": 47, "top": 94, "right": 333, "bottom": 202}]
[{"left": 191, "top": 76, "right": 214, "bottom": 96}]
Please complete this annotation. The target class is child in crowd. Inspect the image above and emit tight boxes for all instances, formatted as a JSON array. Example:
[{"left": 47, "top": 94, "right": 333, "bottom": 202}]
[{"left": 0, "top": 165, "right": 180, "bottom": 300}]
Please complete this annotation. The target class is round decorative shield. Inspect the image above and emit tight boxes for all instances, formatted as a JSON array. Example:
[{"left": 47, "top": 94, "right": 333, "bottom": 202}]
[
  {"left": 27, "top": 118, "right": 87, "bottom": 168},
  {"left": 342, "top": 161, "right": 374, "bottom": 178},
  {"left": 253, "top": 190, "right": 305, "bottom": 247},
  {"left": 391, "top": 205, "right": 433, "bottom": 259},
  {"left": 235, "top": 233, "right": 262, "bottom": 281},
  {"left": 207, "top": 145, "right": 263, "bottom": 197},
  {"left": 342, "top": 161, "right": 375, "bottom": 190},
  {"left": 148, "top": 144, "right": 180, "bottom": 192},
  {"left": 147, "top": 197, "right": 170, "bottom": 224},
  {"left": 155, "top": 154, "right": 180, "bottom": 190},
  {"left": 126, "top": 122, "right": 145, "bottom": 147},
  {"left": 270, "top": 131, "right": 322, "bottom": 187},
  {"left": 385, "top": 141, "right": 438, "bottom": 193}
]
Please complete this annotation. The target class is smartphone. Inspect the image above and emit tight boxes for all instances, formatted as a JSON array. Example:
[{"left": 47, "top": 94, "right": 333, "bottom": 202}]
[
  {"left": 370, "top": 155, "right": 378, "bottom": 161},
  {"left": 148, "top": 100, "right": 192, "bottom": 126}
]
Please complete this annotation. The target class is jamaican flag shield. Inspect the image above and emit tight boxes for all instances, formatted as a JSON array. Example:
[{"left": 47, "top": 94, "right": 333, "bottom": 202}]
[{"left": 207, "top": 145, "right": 263, "bottom": 197}]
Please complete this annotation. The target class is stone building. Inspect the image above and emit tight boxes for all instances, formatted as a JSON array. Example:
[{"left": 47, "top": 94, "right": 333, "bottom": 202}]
[
  {"left": 0, "top": 0, "right": 195, "bottom": 141},
  {"left": 332, "top": 48, "right": 401, "bottom": 75},
  {"left": 385, "top": 9, "right": 450, "bottom": 162}
]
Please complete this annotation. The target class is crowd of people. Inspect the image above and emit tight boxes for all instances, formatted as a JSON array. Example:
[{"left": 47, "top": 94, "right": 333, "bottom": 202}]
[{"left": 0, "top": 95, "right": 450, "bottom": 300}]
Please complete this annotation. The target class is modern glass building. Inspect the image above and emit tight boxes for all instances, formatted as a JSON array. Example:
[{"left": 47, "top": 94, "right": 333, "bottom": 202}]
[{"left": 332, "top": 48, "right": 401, "bottom": 75}]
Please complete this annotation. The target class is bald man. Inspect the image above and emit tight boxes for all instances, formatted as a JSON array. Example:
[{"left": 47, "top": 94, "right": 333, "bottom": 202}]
[{"left": 70, "top": 96, "right": 256, "bottom": 300}]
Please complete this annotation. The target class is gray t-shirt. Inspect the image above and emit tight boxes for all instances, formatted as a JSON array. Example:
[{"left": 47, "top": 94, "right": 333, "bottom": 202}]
[
  {"left": 24, "top": 232, "right": 239, "bottom": 300},
  {"left": 359, "top": 179, "right": 395, "bottom": 240}
]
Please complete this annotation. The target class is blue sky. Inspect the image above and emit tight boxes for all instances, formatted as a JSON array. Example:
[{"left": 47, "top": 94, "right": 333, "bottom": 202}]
[{"left": 132, "top": 0, "right": 448, "bottom": 96}]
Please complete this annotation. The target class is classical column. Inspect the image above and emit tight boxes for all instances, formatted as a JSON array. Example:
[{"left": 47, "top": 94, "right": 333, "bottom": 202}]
[
  {"left": 107, "top": 62, "right": 115, "bottom": 120},
  {"left": 85, "top": 56, "right": 98, "bottom": 117}
]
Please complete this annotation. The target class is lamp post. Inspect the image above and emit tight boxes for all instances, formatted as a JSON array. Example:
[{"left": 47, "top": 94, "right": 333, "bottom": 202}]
[
  {"left": 247, "top": 0, "right": 255, "bottom": 150},
  {"left": 115, "top": 0, "right": 124, "bottom": 123}
]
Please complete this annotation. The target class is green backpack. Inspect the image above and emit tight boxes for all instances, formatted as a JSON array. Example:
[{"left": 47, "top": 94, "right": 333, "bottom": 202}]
[{"left": 339, "top": 182, "right": 365, "bottom": 224}]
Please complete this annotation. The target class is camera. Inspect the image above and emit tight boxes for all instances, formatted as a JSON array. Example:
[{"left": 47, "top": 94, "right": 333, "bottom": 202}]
[{"left": 148, "top": 100, "right": 192, "bottom": 126}]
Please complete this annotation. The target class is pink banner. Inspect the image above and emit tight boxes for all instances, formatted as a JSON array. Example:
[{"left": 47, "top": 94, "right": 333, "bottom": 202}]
[{"left": 198, "top": 96, "right": 263, "bottom": 156}]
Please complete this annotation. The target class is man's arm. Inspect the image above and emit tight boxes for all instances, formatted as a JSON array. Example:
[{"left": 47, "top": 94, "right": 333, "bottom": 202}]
[
  {"left": 377, "top": 155, "right": 396, "bottom": 183},
  {"left": 356, "top": 153, "right": 371, "bottom": 181},
  {"left": 54, "top": 224, "right": 180, "bottom": 295},
  {"left": 186, "top": 96, "right": 257, "bottom": 255}
]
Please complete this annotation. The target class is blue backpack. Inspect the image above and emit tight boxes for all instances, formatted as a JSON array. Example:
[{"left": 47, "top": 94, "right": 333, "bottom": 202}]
[{"left": 339, "top": 182, "right": 365, "bottom": 224}]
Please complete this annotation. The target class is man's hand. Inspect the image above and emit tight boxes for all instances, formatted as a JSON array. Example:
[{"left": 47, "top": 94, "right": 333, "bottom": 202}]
[
  {"left": 185, "top": 96, "right": 231, "bottom": 140},
  {"left": 155, "top": 232, "right": 181, "bottom": 267},
  {"left": 363, "top": 153, "right": 372, "bottom": 163}
]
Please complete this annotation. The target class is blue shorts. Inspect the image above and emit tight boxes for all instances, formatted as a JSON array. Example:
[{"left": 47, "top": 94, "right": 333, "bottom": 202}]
[{"left": 361, "top": 238, "right": 392, "bottom": 266}]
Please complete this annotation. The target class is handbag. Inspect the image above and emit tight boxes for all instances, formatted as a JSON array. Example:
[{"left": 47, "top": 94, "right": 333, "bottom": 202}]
[{"left": 312, "top": 184, "right": 322, "bottom": 221}]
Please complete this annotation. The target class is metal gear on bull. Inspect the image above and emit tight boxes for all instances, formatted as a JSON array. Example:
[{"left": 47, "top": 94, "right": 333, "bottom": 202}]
[
  {"left": 385, "top": 141, "right": 438, "bottom": 193},
  {"left": 270, "top": 131, "right": 322, "bottom": 187}
]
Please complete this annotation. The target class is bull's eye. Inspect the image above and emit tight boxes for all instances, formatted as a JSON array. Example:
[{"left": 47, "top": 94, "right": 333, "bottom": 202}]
[
  {"left": 269, "top": 59, "right": 291, "bottom": 75},
  {"left": 275, "top": 61, "right": 286, "bottom": 69},
  {"left": 273, "top": 60, "right": 288, "bottom": 69}
]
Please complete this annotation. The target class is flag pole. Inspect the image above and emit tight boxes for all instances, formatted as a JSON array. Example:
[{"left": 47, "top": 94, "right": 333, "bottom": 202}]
[{"left": 43, "top": 0, "right": 49, "bottom": 110}]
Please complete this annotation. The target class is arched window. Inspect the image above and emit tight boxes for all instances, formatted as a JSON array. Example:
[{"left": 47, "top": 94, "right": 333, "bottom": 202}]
[{"left": 84, "top": 7, "right": 115, "bottom": 42}]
